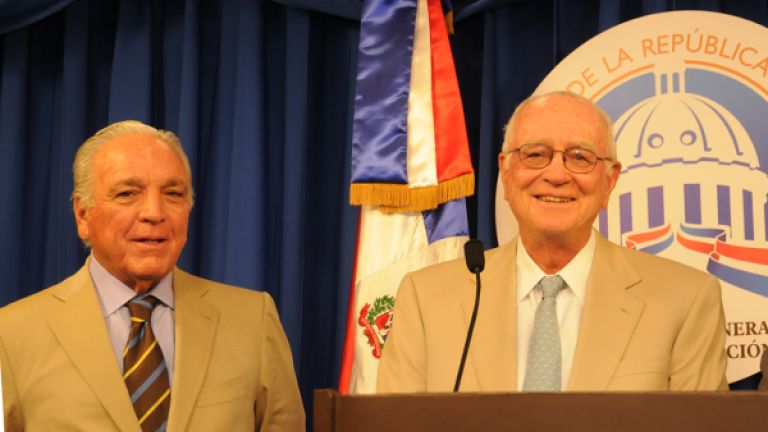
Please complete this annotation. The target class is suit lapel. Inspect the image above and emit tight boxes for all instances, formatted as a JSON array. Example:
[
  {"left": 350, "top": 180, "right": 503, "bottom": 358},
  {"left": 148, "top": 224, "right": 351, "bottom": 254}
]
[
  {"left": 568, "top": 235, "right": 645, "bottom": 391},
  {"left": 168, "top": 269, "right": 220, "bottom": 432},
  {"left": 48, "top": 265, "right": 141, "bottom": 432},
  {"left": 462, "top": 241, "right": 518, "bottom": 391}
]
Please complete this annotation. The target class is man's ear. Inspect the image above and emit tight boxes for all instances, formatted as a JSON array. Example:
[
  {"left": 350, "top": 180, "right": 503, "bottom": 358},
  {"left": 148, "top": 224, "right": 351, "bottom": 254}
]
[
  {"left": 73, "top": 196, "right": 90, "bottom": 241},
  {"left": 498, "top": 152, "right": 508, "bottom": 173},
  {"left": 602, "top": 161, "right": 622, "bottom": 208}
]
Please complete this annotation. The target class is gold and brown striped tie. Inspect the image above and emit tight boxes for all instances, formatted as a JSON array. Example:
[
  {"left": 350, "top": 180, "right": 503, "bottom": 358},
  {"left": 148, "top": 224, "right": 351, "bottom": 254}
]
[{"left": 124, "top": 296, "right": 171, "bottom": 432}]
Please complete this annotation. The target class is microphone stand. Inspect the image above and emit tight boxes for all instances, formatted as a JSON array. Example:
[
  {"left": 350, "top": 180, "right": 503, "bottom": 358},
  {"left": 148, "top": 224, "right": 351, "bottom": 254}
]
[{"left": 454, "top": 268, "right": 481, "bottom": 392}]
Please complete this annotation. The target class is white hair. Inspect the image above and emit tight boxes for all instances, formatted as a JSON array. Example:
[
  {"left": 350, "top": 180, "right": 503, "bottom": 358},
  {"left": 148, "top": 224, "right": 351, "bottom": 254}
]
[{"left": 72, "top": 120, "right": 194, "bottom": 208}]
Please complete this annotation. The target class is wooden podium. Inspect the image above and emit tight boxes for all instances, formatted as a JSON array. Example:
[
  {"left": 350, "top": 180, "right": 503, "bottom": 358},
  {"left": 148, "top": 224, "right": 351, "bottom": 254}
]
[{"left": 314, "top": 389, "right": 768, "bottom": 432}]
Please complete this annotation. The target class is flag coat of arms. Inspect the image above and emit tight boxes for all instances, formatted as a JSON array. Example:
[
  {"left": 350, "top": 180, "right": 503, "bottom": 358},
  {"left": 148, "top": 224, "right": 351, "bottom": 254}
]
[{"left": 339, "top": 0, "right": 474, "bottom": 394}]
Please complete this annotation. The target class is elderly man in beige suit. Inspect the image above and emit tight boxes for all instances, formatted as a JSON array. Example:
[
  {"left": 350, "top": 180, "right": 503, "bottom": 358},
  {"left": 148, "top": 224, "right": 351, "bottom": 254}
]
[
  {"left": 0, "top": 121, "right": 304, "bottom": 431},
  {"left": 378, "top": 91, "right": 727, "bottom": 393}
]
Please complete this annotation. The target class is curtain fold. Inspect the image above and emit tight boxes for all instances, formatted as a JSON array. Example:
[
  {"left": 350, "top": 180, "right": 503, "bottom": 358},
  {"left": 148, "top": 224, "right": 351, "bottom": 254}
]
[
  {"left": 109, "top": 1, "right": 152, "bottom": 121},
  {"left": 0, "top": 0, "right": 77, "bottom": 33},
  {"left": 269, "top": 0, "right": 362, "bottom": 20}
]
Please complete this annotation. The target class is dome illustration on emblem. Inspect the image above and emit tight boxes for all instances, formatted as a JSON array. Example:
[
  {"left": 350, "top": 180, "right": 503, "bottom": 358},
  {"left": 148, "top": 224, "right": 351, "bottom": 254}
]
[
  {"left": 599, "top": 65, "right": 768, "bottom": 298},
  {"left": 614, "top": 70, "right": 759, "bottom": 170}
]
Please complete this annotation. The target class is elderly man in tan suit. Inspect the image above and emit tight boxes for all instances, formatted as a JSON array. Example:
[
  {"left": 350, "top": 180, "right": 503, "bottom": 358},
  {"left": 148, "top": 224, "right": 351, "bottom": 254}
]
[
  {"left": 0, "top": 121, "right": 304, "bottom": 431},
  {"left": 378, "top": 91, "right": 727, "bottom": 393}
]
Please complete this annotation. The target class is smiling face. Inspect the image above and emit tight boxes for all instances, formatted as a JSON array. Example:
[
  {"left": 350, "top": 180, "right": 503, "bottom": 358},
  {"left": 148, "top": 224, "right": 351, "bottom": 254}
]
[
  {"left": 74, "top": 133, "right": 192, "bottom": 293},
  {"left": 499, "top": 93, "right": 621, "bottom": 249}
]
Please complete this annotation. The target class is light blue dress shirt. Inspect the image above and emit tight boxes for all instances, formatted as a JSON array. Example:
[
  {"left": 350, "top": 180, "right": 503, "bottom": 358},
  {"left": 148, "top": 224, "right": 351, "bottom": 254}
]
[{"left": 89, "top": 255, "right": 176, "bottom": 383}]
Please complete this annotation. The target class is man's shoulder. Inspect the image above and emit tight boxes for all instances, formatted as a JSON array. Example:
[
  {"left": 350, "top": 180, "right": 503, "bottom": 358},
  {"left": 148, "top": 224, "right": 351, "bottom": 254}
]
[
  {"left": 601, "top": 238, "right": 718, "bottom": 291},
  {"left": 404, "top": 243, "right": 509, "bottom": 293},
  {"left": 411, "top": 243, "right": 508, "bottom": 275},
  {"left": 0, "top": 288, "right": 54, "bottom": 327},
  {"left": 0, "top": 266, "right": 89, "bottom": 323},
  {"left": 611, "top": 241, "right": 711, "bottom": 278},
  {"left": 173, "top": 268, "right": 274, "bottom": 309},
  {"left": 409, "top": 254, "right": 467, "bottom": 279}
]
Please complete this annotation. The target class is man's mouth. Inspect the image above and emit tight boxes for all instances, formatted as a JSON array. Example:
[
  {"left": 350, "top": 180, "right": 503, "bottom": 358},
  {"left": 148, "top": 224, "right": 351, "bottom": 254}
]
[
  {"left": 134, "top": 238, "right": 167, "bottom": 244},
  {"left": 536, "top": 195, "right": 574, "bottom": 203}
]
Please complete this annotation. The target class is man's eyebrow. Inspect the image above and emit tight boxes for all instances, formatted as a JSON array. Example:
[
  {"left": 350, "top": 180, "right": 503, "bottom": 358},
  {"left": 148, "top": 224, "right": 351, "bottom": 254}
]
[
  {"left": 111, "top": 178, "right": 145, "bottom": 189},
  {"left": 567, "top": 140, "right": 597, "bottom": 150},
  {"left": 162, "top": 178, "right": 189, "bottom": 188},
  {"left": 520, "top": 139, "right": 551, "bottom": 147}
]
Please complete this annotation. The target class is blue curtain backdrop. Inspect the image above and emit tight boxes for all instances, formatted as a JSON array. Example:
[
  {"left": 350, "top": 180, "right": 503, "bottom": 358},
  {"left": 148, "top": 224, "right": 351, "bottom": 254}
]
[{"left": 1, "top": 0, "right": 766, "bottom": 425}]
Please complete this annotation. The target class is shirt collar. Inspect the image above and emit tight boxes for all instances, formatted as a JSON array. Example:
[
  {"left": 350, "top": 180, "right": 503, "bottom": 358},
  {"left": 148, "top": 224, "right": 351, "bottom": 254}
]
[
  {"left": 516, "top": 230, "right": 597, "bottom": 304},
  {"left": 89, "top": 254, "right": 175, "bottom": 318}
]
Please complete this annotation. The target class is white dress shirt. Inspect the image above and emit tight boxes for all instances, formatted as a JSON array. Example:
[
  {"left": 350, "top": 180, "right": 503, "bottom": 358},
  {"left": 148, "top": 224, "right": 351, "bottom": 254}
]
[
  {"left": 516, "top": 232, "right": 596, "bottom": 391},
  {"left": 89, "top": 255, "right": 176, "bottom": 382}
]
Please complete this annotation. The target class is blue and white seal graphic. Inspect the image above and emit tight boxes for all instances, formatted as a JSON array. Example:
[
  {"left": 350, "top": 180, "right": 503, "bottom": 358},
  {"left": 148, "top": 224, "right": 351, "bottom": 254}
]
[{"left": 496, "top": 11, "right": 768, "bottom": 382}]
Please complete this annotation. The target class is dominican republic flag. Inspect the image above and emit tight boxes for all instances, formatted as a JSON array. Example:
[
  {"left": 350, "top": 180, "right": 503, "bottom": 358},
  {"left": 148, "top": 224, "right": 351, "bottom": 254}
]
[{"left": 339, "top": 0, "right": 473, "bottom": 394}]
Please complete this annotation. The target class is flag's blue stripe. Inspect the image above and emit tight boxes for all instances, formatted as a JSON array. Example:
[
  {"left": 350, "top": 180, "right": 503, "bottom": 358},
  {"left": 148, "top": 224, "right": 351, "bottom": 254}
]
[
  {"left": 351, "top": 0, "right": 417, "bottom": 185},
  {"left": 423, "top": 198, "right": 469, "bottom": 244}
]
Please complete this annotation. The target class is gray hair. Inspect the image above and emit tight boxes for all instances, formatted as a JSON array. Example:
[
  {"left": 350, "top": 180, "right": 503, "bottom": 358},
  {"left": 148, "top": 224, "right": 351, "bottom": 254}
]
[
  {"left": 72, "top": 120, "right": 194, "bottom": 208},
  {"left": 501, "top": 91, "right": 617, "bottom": 161}
]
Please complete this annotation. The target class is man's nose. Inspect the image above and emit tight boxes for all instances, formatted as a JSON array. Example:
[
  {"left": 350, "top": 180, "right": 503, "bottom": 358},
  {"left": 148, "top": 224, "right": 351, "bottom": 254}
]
[
  {"left": 542, "top": 152, "right": 571, "bottom": 183},
  {"left": 138, "top": 191, "right": 166, "bottom": 222}
]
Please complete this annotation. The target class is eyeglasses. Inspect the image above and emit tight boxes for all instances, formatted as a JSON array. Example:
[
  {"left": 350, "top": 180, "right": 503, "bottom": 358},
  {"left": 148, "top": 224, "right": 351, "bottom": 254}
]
[{"left": 504, "top": 143, "right": 613, "bottom": 174}]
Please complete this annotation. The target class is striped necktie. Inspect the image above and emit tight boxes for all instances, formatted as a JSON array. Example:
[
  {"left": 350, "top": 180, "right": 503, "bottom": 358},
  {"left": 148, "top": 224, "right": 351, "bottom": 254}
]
[
  {"left": 124, "top": 296, "right": 171, "bottom": 432},
  {"left": 523, "top": 275, "right": 565, "bottom": 391}
]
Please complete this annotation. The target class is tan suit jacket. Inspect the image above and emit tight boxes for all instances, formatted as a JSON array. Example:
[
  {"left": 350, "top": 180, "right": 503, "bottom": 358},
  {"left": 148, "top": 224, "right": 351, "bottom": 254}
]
[
  {"left": 378, "top": 233, "right": 728, "bottom": 392},
  {"left": 0, "top": 265, "right": 304, "bottom": 431},
  {"left": 759, "top": 349, "right": 768, "bottom": 391}
]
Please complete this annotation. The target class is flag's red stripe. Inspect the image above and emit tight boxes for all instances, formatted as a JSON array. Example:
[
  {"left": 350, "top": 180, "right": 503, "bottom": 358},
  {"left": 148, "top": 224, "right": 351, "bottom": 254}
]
[
  {"left": 427, "top": 0, "right": 473, "bottom": 182},
  {"left": 338, "top": 208, "right": 363, "bottom": 394}
]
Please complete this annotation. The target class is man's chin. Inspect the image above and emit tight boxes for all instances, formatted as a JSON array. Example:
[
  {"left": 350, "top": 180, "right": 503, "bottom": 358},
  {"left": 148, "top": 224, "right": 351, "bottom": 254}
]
[
  {"left": 528, "top": 223, "right": 586, "bottom": 240},
  {"left": 126, "top": 262, "right": 174, "bottom": 283},
  {"left": 126, "top": 272, "right": 170, "bottom": 294}
]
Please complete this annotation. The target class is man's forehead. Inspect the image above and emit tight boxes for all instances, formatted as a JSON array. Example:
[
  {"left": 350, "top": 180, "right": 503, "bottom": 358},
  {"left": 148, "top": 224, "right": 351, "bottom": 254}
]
[
  {"left": 109, "top": 176, "right": 189, "bottom": 187},
  {"left": 514, "top": 98, "right": 607, "bottom": 139},
  {"left": 96, "top": 133, "right": 170, "bottom": 156},
  {"left": 93, "top": 135, "right": 189, "bottom": 183},
  {"left": 94, "top": 135, "right": 183, "bottom": 168},
  {"left": 523, "top": 94, "right": 597, "bottom": 118}
]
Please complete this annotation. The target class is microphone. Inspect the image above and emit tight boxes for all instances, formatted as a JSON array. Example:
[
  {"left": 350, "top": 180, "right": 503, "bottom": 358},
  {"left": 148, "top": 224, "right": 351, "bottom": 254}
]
[
  {"left": 464, "top": 239, "right": 485, "bottom": 273},
  {"left": 454, "top": 239, "right": 485, "bottom": 392}
]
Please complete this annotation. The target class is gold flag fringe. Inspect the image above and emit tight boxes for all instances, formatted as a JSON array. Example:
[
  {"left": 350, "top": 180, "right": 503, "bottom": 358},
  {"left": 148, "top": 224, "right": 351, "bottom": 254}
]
[{"left": 350, "top": 173, "right": 474, "bottom": 212}]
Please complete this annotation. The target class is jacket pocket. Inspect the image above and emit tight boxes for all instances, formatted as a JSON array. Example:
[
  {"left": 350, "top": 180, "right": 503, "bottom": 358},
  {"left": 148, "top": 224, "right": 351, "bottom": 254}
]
[
  {"left": 613, "top": 356, "right": 669, "bottom": 377},
  {"left": 196, "top": 375, "right": 248, "bottom": 407}
]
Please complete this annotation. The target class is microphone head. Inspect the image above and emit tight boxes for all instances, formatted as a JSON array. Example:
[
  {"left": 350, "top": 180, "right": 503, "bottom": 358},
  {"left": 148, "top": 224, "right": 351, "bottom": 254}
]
[{"left": 464, "top": 239, "right": 485, "bottom": 274}]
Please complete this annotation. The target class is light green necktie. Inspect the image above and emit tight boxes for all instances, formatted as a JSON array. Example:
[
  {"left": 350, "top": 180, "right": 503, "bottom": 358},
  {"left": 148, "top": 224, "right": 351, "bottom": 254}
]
[{"left": 523, "top": 275, "right": 565, "bottom": 391}]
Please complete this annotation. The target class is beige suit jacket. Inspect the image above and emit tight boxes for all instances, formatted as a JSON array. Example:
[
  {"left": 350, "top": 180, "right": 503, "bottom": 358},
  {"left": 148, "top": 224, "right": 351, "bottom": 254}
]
[
  {"left": 378, "top": 233, "right": 728, "bottom": 392},
  {"left": 0, "top": 265, "right": 304, "bottom": 431}
]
